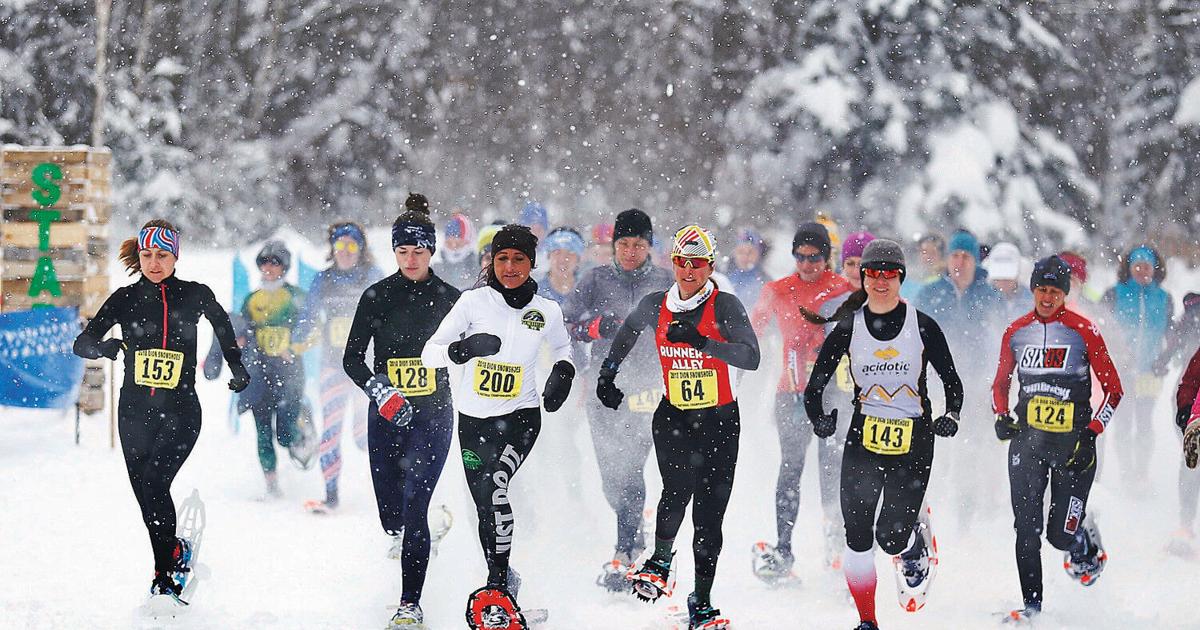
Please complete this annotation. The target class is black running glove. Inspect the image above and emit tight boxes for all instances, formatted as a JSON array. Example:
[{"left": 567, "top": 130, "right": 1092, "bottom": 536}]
[
  {"left": 665, "top": 319, "right": 707, "bottom": 349},
  {"left": 542, "top": 361, "right": 575, "bottom": 413},
  {"left": 449, "top": 333, "right": 501, "bottom": 365},
  {"left": 1178, "top": 406, "right": 1192, "bottom": 433},
  {"left": 1065, "top": 428, "right": 1098, "bottom": 473},
  {"left": 812, "top": 409, "right": 837, "bottom": 439},
  {"left": 596, "top": 359, "right": 625, "bottom": 410},
  {"left": 933, "top": 411, "right": 960, "bottom": 437},
  {"left": 995, "top": 412, "right": 1020, "bottom": 441},
  {"left": 98, "top": 338, "right": 125, "bottom": 360},
  {"left": 228, "top": 362, "right": 251, "bottom": 393}
]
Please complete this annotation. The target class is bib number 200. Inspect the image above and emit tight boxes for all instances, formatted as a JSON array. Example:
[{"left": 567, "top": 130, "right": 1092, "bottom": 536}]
[{"left": 473, "top": 360, "right": 523, "bottom": 400}]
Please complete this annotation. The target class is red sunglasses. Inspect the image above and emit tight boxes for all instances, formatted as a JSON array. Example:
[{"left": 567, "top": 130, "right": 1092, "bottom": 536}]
[
  {"left": 863, "top": 268, "right": 901, "bottom": 280},
  {"left": 672, "top": 255, "right": 711, "bottom": 269}
]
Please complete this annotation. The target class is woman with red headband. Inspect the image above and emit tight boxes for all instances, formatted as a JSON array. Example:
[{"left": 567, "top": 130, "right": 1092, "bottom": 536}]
[
  {"left": 73, "top": 219, "right": 249, "bottom": 607},
  {"left": 598, "top": 225, "right": 760, "bottom": 630}
]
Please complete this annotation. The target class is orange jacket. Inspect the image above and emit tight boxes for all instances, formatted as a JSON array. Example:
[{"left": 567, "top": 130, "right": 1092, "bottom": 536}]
[{"left": 751, "top": 270, "right": 851, "bottom": 393}]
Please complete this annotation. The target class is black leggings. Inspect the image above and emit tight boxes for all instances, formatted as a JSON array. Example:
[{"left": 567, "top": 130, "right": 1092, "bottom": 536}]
[
  {"left": 1008, "top": 434, "right": 1096, "bottom": 607},
  {"left": 459, "top": 407, "right": 541, "bottom": 588},
  {"left": 652, "top": 399, "right": 740, "bottom": 582},
  {"left": 118, "top": 392, "right": 202, "bottom": 575},
  {"left": 841, "top": 416, "right": 933, "bottom": 555}
]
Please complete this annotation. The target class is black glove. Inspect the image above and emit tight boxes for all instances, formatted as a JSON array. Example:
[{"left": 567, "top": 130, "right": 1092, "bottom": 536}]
[
  {"left": 933, "top": 411, "right": 959, "bottom": 437},
  {"left": 1178, "top": 406, "right": 1192, "bottom": 433},
  {"left": 1065, "top": 428, "right": 1098, "bottom": 473},
  {"left": 542, "top": 360, "right": 576, "bottom": 412},
  {"left": 994, "top": 412, "right": 1020, "bottom": 440},
  {"left": 448, "top": 333, "right": 502, "bottom": 365},
  {"left": 812, "top": 408, "right": 837, "bottom": 439},
  {"left": 596, "top": 360, "right": 625, "bottom": 410},
  {"left": 665, "top": 319, "right": 707, "bottom": 349},
  {"left": 228, "top": 362, "right": 251, "bottom": 393},
  {"left": 98, "top": 338, "right": 124, "bottom": 360}
]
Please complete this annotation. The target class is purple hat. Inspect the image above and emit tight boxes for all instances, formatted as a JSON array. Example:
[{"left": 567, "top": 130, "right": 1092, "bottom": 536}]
[{"left": 842, "top": 231, "right": 876, "bottom": 260}]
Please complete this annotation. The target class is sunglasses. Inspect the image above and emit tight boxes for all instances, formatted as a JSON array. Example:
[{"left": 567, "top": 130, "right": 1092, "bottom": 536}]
[
  {"left": 793, "top": 252, "right": 825, "bottom": 263},
  {"left": 334, "top": 241, "right": 361, "bottom": 253},
  {"left": 672, "top": 255, "right": 711, "bottom": 269},
  {"left": 863, "top": 268, "right": 902, "bottom": 280},
  {"left": 257, "top": 256, "right": 283, "bottom": 268}
]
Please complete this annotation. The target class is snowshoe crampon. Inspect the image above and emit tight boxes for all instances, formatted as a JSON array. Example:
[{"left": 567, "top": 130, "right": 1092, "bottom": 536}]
[
  {"left": 174, "top": 489, "right": 206, "bottom": 599},
  {"left": 750, "top": 541, "right": 797, "bottom": 586},
  {"left": 998, "top": 606, "right": 1040, "bottom": 625},
  {"left": 687, "top": 593, "right": 731, "bottom": 630},
  {"left": 597, "top": 559, "right": 634, "bottom": 592},
  {"left": 894, "top": 504, "right": 938, "bottom": 612},
  {"left": 628, "top": 556, "right": 675, "bottom": 603},
  {"left": 466, "top": 587, "right": 527, "bottom": 630},
  {"left": 1063, "top": 515, "right": 1107, "bottom": 586}
]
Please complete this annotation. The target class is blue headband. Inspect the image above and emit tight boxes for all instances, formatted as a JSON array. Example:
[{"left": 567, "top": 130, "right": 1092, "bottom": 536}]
[
  {"left": 1128, "top": 246, "right": 1157, "bottom": 267},
  {"left": 392, "top": 221, "right": 437, "bottom": 253},
  {"left": 541, "top": 229, "right": 585, "bottom": 258},
  {"left": 331, "top": 223, "right": 365, "bottom": 246}
]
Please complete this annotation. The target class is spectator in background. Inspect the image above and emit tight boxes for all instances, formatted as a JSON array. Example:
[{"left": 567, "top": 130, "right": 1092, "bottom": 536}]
[
  {"left": 1058, "top": 251, "right": 1097, "bottom": 313},
  {"left": 538, "top": 227, "right": 586, "bottom": 306},
  {"left": 1103, "top": 245, "right": 1173, "bottom": 493},
  {"left": 901, "top": 232, "right": 946, "bottom": 300},
  {"left": 476, "top": 223, "right": 504, "bottom": 277},
  {"left": 984, "top": 242, "right": 1031, "bottom": 323},
  {"left": 726, "top": 228, "right": 771, "bottom": 311},
  {"left": 587, "top": 223, "right": 615, "bottom": 270},
  {"left": 437, "top": 212, "right": 478, "bottom": 290},
  {"left": 519, "top": 201, "right": 550, "bottom": 241}
]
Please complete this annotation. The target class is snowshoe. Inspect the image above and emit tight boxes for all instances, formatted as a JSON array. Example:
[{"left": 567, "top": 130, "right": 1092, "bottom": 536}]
[
  {"left": 999, "top": 604, "right": 1041, "bottom": 625},
  {"left": 304, "top": 498, "right": 337, "bottom": 514},
  {"left": 893, "top": 504, "right": 938, "bottom": 612},
  {"left": 142, "top": 572, "right": 189, "bottom": 618},
  {"left": 629, "top": 554, "right": 675, "bottom": 602},
  {"left": 466, "top": 587, "right": 527, "bottom": 630},
  {"left": 388, "top": 602, "right": 425, "bottom": 629},
  {"left": 288, "top": 403, "right": 318, "bottom": 470},
  {"left": 750, "top": 541, "right": 798, "bottom": 585},
  {"left": 597, "top": 557, "right": 635, "bottom": 592},
  {"left": 174, "top": 489, "right": 206, "bottom": 599},
  {"left": 852, "top": 623, "right": 879, "bottom": 630},
  {"left": 1063, "top": 514, "right": 1107, "bottom": 586},
  {"left": 686, "top": 592, "right": 730, "bottom": 630}
]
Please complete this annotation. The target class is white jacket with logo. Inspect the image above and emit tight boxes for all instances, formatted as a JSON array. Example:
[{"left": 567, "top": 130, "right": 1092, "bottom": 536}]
[{"left": 422, "top": 285, "right": 572, "bottom": 418}]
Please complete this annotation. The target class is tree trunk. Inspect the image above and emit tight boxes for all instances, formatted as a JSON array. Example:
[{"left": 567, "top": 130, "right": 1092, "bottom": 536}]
[{"left": 92, "top": 0, "right": 113, "bottom": 147}]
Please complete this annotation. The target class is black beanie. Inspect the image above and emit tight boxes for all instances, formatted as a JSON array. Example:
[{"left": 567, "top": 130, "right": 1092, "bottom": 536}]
[
  {"left": 1030, "top": 255, "right": 1072, "bottom": 295},
  {"left": 614, "top": 208, "right": 653, "bottom": 243},
  {"left": 792, "top": 222, "right": 831, "bottom": 259},
  {"left": 491, "top": 224, "right": 539, "bottom": 266}
]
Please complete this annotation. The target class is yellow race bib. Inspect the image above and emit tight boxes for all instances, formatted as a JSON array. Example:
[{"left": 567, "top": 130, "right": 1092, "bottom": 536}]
[
  {"left": 473, "top": 359, "right": 523, "bottom": 399},
  {"left": 134, "top": 349, "right": 184, "bottom": 389},
  {"left": 255, "top": 326, "right": 292, "bottom": 357},
  {"left": 327, "top": 317, "right": 353, "bottom": 348},
  {"left": 667, "top": 369, "right": 718, "bottom": 410},
  {"left": 862, "top": 416, "right": 913, "bottom": 455},
  {"left": 387, "top": 358, "right": 436, "bottom": 397},
  {"left": 1026, "top": 396, "right": 1074, "bottom": 433},
  {"left": 627, "top": 389, "right": 661, "bottom": 414}
]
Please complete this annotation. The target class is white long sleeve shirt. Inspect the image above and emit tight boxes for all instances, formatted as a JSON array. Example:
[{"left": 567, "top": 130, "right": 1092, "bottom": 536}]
[{"left": 422, "top": 285, "right": 572, "bottom": 418}]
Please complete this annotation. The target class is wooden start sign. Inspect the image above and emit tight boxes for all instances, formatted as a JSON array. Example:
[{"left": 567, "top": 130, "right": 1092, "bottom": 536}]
[{"left": 1, "top": 145, "right": 112, "bottom": 317}]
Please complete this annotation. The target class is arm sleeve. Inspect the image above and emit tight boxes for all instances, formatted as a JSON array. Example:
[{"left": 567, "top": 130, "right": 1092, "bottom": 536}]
[
  {"left": 421, "top": 292, "right": 474, "bottom": 369},
  {"left": 1078, "top": 319, "right": 1123, "bottom": 434},
  {"left": 200, "top": 285, "right": 244, "bottom": 368},
  {"left": 73, "top": 289, "right": 123, "bottom": 359},
  {"left": 991, "top": 322, "right": 1020, "bottom": 414},
  {"left": 342, "top": 287, "right": 377, "bottom": 389},
  {"left": 706, "top": 293, "right": 760, "bottom": 370},
  {"left": 804, "top": 317, "right": 853, "bottom": 420},
  {"left": 919, "top": 312, "right": 964, "bottom": 414},
  {"left": 603, "top": 292, "right": 660, "bottom": 367},
  {"left": 543, "top": 302, "right": 573, "bottom": 366},
  {"left": 1177, "top": 347, "right": 1200, "bottom": 412}
]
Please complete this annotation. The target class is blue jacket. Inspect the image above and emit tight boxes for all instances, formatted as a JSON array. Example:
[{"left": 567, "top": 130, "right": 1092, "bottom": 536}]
[
  {"left": 1106, "top": 279, "right": 1172, "bottom": 374},
  {"left": 915, "top": 270, "right": 1003, "bottom": 377}
]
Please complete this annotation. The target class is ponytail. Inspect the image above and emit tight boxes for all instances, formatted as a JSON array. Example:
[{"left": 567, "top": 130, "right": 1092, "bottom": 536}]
[
  {"left": 800, "top": 288, "right": 867, "bottom": 325},
  {"left": 118, "top": 219, "right": 180, "bottom": 276}
]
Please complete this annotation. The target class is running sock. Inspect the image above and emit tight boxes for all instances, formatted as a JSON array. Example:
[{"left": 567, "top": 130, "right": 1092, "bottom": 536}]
[{"left": 843, "top": 544, "right": 877, "bottom": 624}]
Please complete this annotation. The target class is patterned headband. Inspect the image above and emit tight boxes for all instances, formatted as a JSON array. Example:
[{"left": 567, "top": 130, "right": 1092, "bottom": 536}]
[{"left": 138, "top": 226, "right": 180, "bottom": 257}]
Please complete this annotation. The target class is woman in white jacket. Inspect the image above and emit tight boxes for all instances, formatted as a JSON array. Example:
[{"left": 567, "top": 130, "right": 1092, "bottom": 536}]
[{"left": 422, "top": 224, "right": 575, "bottom": 630}]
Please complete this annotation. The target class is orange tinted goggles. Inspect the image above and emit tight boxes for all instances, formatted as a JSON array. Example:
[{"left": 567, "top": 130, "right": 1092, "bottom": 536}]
[
  {"left": 672, "top": 255, "right": 711, "bottom": 269},
  {"left": 863, "top": 268, "right": 901, "bottom": 280}
]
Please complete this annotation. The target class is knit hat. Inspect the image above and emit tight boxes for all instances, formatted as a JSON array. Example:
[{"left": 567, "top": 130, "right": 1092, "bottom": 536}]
[
  {"left": 1030, "top": 255, "right": 1071, "bottom": 295},
  {"left": 1058, "top": 251, "right": 1088, "bottom": 283},
  {"left": 542, "top": 227, "right": 586, "bottom": 258},
  {"left": 841, "top": 231, "right": 876, "bottom": 260},
  {"left": 860, "top": 238, "right": 906, "bottom": 283},
  {"left": 518, "top": 202, "right": 549, "bottom": 232},
  {"left": 256, "top": 240, "right": 292, "bottom": 271},
  {"left": 444, "top": 213, "right": 474, "bottom": 241},
  {"left": 392, "top": 193, "right": 437, "bottom": 253},
  {"left": 1128, "top": 245, "right": 1158, "bottom": 267},
  {"left": 614, "top": 208, "right": 653, "bottom": 244},
  {"left": 477, "top": 224, "right": 502, "bottom": 259},
  {"left": 792, "top": 222, "right": 832, "bottom": 260},
  {"left": 492, "top": 224, "right": 539, "bottom": 266},
  {"left": 985, "top": 242, "right": 1022, "bottom": 281},
  {"left": 948, "top": 230, "right": 980, "bottom": 262},
  {"left": 672, "top": 225, "right": 717, "bottom": 261}
]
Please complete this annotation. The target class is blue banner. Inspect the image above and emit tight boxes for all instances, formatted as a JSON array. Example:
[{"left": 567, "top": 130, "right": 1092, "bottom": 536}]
[{"left": 0, "top": 307, "right": 85, "bottom": 409}]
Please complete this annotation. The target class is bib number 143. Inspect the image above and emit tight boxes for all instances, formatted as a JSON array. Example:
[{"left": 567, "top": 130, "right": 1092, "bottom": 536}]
[{"left": 862, "top": 416, "right": 913, "bottom": 455}]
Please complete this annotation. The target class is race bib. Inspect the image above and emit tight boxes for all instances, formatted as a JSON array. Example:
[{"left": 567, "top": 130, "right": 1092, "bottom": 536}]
[
  {"left": 862, "top": 415, "right": 913, "bottom": 456},
  {"left": 473, "top": 359, "right": 523, "bottom": 399},
  {"left": 1135, "top": 374, "right": 1161, "bottom": 398},
  {"left": 327, "top": 317, "right": 353, "bottom": 348},
  {"left": 255, "top": 326, "right": 292, "bottom": 356},
  {"left": 1026, "top": 396, "right": 1074, "bottom": 433},
  {"left": 387, "top": 358, "right": 436, "bottom": 397},
  {"left": 627, "top": 389, "right": 660, "bottom": 414},
  {"left": 667, "top": 369, "right": 718, "bottom": 410},
  {"left": 835, "top": 357, "right": 854, "bottom": 393},
  {"left": 134, "top": 349, "right": 184, "bottom": 389}
]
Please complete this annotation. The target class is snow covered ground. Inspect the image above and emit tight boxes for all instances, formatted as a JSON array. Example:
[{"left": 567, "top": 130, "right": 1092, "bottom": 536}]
[{"left": 3, "top": 249, "right": 1198, "bottom": 629}]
